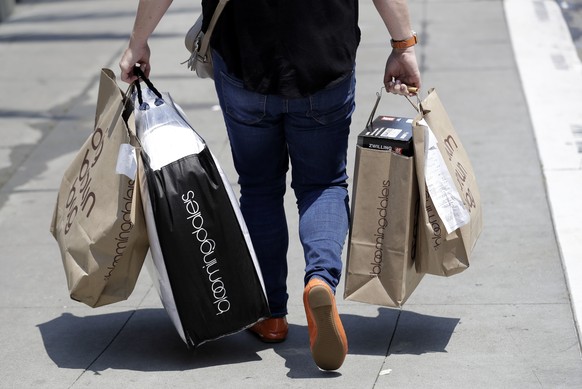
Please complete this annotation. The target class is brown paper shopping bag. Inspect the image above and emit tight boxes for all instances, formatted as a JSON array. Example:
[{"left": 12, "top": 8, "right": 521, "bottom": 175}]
[
  {"left": 412, "top": 89, "right": 482, "bottom": 276},
  {"left": 345, "top": 89, "right": 424, "bottom": 307},
  {"left": 50, "top": 69, "right": 149, "bottom": 307},
  {"left": 345, "top": 146, "right": 423, "bottom": 307}
]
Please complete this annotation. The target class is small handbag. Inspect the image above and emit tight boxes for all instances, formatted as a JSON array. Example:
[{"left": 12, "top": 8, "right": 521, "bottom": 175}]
[{"left": 184, "top": 0, "right": 230, "bottom": 79}]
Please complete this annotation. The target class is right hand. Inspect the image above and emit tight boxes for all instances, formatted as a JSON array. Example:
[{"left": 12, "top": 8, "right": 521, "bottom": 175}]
[{"left": 119, "top": 41, "right": 151, "bottom": 83}]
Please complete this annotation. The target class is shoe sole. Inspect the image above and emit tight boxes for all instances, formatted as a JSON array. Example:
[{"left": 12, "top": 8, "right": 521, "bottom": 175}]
[
  {"left": 248, "top": 330, "right": 287, "bottom": 343},
  {"left": 308, "top": 285, "right": 346, "bottom": 371}
]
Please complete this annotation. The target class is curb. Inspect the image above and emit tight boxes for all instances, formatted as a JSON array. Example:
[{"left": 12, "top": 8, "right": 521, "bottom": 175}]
[{"left": 505, "top": 0, "right": 582, "bottom": 346}]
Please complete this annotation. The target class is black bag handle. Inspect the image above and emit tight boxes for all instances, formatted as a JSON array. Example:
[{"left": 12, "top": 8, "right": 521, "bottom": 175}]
[{"left": 132, "top": 66, "right": 163, "bottom": 109}]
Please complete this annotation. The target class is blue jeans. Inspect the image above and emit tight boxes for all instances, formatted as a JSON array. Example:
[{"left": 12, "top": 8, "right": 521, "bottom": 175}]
[{"left": 212, "top": 53, "right": 354, "bottom": 317}]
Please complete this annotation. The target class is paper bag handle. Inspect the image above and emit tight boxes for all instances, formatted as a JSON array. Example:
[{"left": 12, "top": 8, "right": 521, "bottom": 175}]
[
  {"left": 365, "top": 89, "right": 383, "bottom": 129},
  {"left": 366, "top": 87, "right": 422, "bottom": 128}
]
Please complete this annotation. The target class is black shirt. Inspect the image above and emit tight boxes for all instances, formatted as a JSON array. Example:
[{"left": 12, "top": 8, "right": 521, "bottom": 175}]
[{"left": 202, "top": 0, "right": 360, "bottom": 98}]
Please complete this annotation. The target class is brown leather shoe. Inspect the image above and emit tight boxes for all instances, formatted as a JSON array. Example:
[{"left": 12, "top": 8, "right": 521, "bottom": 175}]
[
  {"left": 248, "top": 317, "right": 288, "bottom": 343},
  {"left": 303, "top": 278, "right": 348, "bottom": 371}
]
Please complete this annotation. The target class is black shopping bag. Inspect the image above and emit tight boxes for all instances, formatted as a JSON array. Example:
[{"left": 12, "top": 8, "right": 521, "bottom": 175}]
[{"left": 134, "top": 69, "right": 270, "bottom": 348}]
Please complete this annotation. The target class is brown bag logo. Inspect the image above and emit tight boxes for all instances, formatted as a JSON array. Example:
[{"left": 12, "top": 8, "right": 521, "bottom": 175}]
[
  {"left": 104, "top": 178, "right": 137, "bottom": 281},
  {"left": 63, "top": 127, "right": 104, "bottom": 234}
]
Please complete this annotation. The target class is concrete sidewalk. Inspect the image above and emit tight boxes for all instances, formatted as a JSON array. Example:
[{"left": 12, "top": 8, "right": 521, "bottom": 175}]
[{"left": 0, "top": 0, "right": 581, "bottom": 387}]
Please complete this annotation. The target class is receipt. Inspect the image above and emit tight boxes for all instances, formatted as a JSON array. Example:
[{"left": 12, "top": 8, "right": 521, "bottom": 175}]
[{"left": 418, "top": 119, "right": 470, "bottom": 234}]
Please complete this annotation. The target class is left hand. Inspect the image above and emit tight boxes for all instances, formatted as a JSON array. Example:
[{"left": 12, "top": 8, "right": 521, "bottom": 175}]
[{"left": 384, "top": 47, "right": 421, "bottom": 96}]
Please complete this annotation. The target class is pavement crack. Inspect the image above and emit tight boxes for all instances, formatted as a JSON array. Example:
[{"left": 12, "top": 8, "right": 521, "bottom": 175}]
[
  {"left": 372, "top": 308, "right": 402, "bottom": 387},
  {"left": 68, "top": 309, "right": 138, "bottom": 388}
]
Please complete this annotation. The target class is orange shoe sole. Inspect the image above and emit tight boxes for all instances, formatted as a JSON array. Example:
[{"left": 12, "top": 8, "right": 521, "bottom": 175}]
[{"left": 306, "top": 284, "right": 347, "bottom": 370}]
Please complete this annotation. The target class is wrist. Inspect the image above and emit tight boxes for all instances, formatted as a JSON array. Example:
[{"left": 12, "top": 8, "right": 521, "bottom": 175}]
[
  {"left": 129, "top": 29, "right": 151, "bottom": 47},
  {"left": 129, "top": 37, "right": 147, "bottom": 47},
  {"left": 390, "top": 32, "right": 417, "bottom": 49}
]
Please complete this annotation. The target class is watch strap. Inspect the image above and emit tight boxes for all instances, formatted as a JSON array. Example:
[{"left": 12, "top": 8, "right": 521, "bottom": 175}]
[{"left": 391, "top": 33, "right": 418, "bottom": 49}]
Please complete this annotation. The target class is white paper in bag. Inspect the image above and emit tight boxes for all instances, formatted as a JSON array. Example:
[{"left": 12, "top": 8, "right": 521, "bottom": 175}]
[
  {"left": 418, "top": 119, "right": 470, "bottom": 234},
  {"left": 135, "top": 89, "right": 205, "bottom": 170},
  {"left": 115, "top": 143, "right": 137, "bottom": 180}
]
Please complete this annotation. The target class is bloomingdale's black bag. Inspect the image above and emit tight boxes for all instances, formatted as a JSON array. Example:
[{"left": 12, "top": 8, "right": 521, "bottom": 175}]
[{"left": 134, "top": 70, "right": 269, "bottom": 348}]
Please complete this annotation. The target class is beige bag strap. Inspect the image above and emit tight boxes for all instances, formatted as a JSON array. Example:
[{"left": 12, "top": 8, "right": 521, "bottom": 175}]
[
  {"left": 366, "top": 87, "right": 423, "bottom": 129},
  {"left": 366, "top": 89, "right": 384, "bottom": 129},
  {"left": 199, "top": 0, "right": 230, "bottom": 60}
]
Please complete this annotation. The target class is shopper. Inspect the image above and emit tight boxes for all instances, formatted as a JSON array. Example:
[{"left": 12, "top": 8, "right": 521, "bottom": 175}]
[{"left": 120, "top": 0, "right": 421, "bottom": 371}]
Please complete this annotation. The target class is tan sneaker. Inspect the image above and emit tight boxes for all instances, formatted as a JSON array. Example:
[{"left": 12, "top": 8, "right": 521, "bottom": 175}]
[{"left": 303, "top": 278, "right": 348, "bottom": 370}]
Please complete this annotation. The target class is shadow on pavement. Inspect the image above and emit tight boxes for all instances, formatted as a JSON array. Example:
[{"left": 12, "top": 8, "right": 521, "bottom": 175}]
[
  {"left": 8, "top": 5, "right": 197, "bottom": 24},
  {"left": 37, "top": 306, "right": 458, "bottom": 375},
  {"left": 275, "top": 307, "right": 459, "bottom": 379},
  {"left": 0, "top": 32, "right": 180, "bottom": 43},
  {"left": 37, "top": 309, "right": 264, "bottom": 372},
  {"left": 344, "top": 308, "right": 460, "bottom": 357},
  {"left": 388, "top": 309, "right": 460, "bottom": 356}
]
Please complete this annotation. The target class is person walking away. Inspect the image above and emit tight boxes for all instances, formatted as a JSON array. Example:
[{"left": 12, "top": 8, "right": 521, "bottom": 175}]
[{"left": 119, "top": 0, "right": 421, "bottom": 371}]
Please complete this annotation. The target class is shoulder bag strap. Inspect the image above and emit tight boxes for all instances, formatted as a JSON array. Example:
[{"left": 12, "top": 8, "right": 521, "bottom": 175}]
[{"left": 199, "top": 0, "right": 230, "bottom": 60}]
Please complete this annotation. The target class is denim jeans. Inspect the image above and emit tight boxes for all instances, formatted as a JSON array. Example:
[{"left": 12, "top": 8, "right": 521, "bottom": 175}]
[{"left": 212, "top": 53, "right": 355, "bottom": 317}]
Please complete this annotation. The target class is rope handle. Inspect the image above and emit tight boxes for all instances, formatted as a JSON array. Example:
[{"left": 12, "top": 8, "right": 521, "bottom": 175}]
[{"left": 132, "top": 66, "right": 163, "bottom": 109}]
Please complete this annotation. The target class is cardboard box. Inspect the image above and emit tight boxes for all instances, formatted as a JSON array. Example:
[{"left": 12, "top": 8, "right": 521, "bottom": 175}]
[{"left": 357, "top": 115, "right": 414, "bottom": 156}]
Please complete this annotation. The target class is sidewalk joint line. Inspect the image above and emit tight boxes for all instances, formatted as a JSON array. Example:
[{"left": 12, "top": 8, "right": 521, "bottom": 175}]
[
  {"left": 372, "top": 308, "right": 402, "bottom": 387},
  {"left": 68, "top": 309, "right": 138, "bottom": 388}
]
